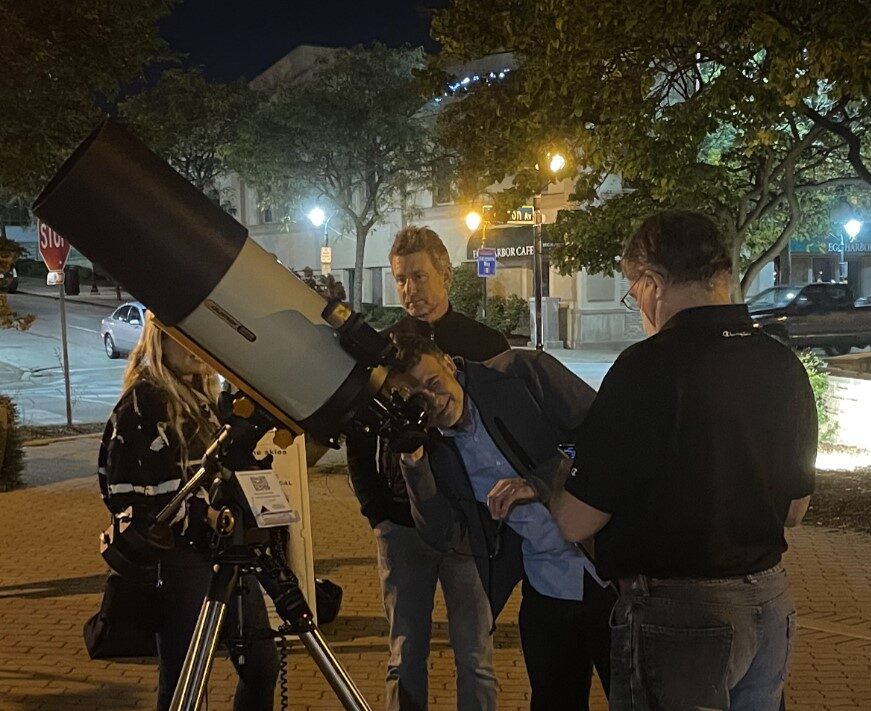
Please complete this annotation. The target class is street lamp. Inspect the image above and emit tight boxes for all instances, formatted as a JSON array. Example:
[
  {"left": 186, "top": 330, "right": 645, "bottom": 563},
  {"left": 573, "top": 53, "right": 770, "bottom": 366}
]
[
  {"left": 465, "top": 209, "right": 489, "bottom": 316},
  {"left": 307, "top": 207, "right": 334, "bottom": 274},
  {"left": 840, "top": 218, "right": 862, "bottom": 283},
  {"left": 532, "top": 152, "right": 566, "bottom": 350}
]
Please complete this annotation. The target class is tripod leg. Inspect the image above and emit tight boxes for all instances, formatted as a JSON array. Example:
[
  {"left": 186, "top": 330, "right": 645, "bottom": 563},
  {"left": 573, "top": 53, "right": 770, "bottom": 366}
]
[
  {"left": 170, "top": 563, "right": 240, "bottom": 711},
  {"left": 298, "top": 627, "right": 371, "bottom": 711}
]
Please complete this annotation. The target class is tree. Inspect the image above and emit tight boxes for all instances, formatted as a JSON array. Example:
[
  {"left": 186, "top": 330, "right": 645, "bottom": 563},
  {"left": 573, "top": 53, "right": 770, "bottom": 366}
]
[
  {"left": 0, "top": 0, "right": 173, "bottom": 328},
  {"left": 433, "top": 0, "right": 870, "bottom": 296},
  {"left": 0, "top": 0, "right": 174, "bottom": 197},
  {"left": 119, "top": 68, "right": 254, "bottom": 206},
  {"left": 232, "top": 45, "right": 441, "bottom": 310}
]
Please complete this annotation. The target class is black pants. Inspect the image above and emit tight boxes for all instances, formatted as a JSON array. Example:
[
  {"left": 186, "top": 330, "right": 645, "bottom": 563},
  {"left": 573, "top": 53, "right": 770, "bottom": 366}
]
[
  {"left": 155, "top": 548, "right": 279, "bottom": 711},
  {"left": 518, "top": 572, "right": 616, "bottom": 711}
]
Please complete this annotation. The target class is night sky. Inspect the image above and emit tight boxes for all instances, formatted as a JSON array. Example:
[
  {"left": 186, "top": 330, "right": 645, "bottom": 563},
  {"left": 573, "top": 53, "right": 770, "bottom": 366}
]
[{"left": 160, "top": 0, "right": 451, "bottom": 82}]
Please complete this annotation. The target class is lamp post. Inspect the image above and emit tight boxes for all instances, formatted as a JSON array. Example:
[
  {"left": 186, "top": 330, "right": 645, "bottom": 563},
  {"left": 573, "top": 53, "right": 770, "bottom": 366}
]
[
  {"left": 841, "top": 218, "right": 862, "bottom": 283},
  {"left": 532, "top": 152, "right": 567, "bottom": 350},
  {"left": 465, "top": 210, "right": 488, "bottom": 317},
  {"left": 308, "top": 207, "right": 334, "bottom": 274}
]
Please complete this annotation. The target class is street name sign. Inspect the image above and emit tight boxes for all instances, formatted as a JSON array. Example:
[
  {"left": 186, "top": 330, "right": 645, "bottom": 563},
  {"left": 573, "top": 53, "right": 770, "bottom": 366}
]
[{"left": 477, "top": 247, "right": 497, "bottom": 277}]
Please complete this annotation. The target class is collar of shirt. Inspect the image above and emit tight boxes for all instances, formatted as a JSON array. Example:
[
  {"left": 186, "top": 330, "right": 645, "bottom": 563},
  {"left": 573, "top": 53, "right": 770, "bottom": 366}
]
[{"left": 659, "top": 304, "right": 755, "bottom": 335}]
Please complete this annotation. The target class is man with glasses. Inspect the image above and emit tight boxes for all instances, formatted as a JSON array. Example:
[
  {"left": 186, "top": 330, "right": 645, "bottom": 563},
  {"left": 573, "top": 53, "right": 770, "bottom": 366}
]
[
  {"left": 388, "top": 334, "right": 615, "bottom": 710},
  {"left": 493, "top": 211, "right": 816, "bottom": 710}
]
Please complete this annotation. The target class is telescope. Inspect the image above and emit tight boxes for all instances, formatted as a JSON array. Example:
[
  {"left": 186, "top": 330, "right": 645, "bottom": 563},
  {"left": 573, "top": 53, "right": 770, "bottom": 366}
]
[
  {"left": 33, "top": 120, "right": 425, "bottom": 711},
  {"left": 33, "top": 119, "right": 417, "bottom": 447}
]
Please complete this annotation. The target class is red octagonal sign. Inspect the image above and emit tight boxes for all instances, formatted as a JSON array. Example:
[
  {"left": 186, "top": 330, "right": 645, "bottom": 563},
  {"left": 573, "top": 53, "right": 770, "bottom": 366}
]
[{"left": 37, "top": 220, "right": 71, "bottom": 272}]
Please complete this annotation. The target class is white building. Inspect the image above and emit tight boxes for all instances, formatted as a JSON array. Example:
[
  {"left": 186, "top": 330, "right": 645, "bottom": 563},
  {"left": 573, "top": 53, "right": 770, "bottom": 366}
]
[{"left": 229, "top": 46, "right": 642, "bottom": 348}]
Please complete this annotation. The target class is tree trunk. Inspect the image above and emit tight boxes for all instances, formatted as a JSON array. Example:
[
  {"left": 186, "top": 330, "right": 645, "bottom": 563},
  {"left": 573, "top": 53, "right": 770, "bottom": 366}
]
[
  {"left": 353, "top": 224, "right": 370, "bottom": 311},
  {"left": 741, "top": 170, "right": 801, "bottom": 298},
  {"left": 727, "top": 234, "right": 743, "bottom": 302}
]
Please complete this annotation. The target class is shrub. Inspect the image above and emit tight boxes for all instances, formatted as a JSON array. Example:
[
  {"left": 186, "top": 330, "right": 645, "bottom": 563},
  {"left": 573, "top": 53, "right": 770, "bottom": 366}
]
[
  {"left": 364, "top": 305, "right": 405, "bottom": 330},
  {"left": 483, "top": 294, "right": 528, "bottom": 336},
  {"left": 797, "top": 350, "right": 837, "bottom": 444},
  {"left": 449, "top": 264, "right": 482, "bottom": 318},
  {"left": 0, "top": 395, "right": 25, "bottom": 492}
]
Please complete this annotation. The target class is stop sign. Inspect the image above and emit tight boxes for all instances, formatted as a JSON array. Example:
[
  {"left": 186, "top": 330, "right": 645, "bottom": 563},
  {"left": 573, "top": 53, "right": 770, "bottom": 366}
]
[{"left": 37, "top": 220, "right": 71, "bottom": 272}]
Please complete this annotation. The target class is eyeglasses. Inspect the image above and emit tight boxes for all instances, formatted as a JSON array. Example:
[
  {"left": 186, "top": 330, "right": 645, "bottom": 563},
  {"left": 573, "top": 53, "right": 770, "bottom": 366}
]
[
  {"left": 620, "top": 271, "right": 664, "bottom": 312},
  {"left": 620, "top": 277, "right": 641, "bottom": 312}
]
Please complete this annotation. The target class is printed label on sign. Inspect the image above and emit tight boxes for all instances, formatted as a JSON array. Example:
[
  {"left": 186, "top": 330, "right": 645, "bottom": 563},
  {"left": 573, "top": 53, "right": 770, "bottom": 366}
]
[{"left": 235, "top": 469, "right": 299, "bottom": 528}]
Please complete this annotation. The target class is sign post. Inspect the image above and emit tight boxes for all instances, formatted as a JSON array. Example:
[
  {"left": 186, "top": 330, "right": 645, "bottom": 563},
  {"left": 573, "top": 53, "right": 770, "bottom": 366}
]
[{"left": 37, "top": 220, "right": 73, "bottom": 426}]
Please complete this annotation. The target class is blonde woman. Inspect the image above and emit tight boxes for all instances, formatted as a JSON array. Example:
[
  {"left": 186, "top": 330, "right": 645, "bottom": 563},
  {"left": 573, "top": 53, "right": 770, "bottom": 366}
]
[{"left": 98, "top": 313, "right": 278, "bottom": 710}]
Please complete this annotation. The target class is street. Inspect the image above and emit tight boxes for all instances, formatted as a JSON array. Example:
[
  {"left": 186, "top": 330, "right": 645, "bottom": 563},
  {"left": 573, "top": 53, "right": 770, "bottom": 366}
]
[
  {"left": 0, "top": 292, "right": 126, "bottom": 425},
  {"left": 0, "top": 287, "right": 618, "bottom": 426}
]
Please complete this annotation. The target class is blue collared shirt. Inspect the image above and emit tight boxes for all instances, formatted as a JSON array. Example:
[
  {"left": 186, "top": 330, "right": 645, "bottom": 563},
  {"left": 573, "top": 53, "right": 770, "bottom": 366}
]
[{"left": 441, "top": 388, "right": 607, "bottom": 601}]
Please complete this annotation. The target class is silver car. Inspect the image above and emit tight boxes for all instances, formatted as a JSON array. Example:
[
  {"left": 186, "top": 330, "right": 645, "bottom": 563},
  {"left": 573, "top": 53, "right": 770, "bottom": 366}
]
[{"left": 100, "top": 301, "right": 147, "bottom": 358}]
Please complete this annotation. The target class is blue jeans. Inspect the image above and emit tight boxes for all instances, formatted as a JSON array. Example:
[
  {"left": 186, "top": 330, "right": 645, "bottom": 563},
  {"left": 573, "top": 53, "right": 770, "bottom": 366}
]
[
  {"left": 609, "top": 565, "right": 796, "bottom": 711},
  {"left": 374, "top": 521, "right": 497, "bottom": 711}
]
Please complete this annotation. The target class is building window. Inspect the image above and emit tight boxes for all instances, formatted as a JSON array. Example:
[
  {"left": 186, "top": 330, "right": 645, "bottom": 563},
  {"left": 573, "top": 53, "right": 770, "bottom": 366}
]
[{"left": 261, "top": 206, "right": 274, "bottom": 224}]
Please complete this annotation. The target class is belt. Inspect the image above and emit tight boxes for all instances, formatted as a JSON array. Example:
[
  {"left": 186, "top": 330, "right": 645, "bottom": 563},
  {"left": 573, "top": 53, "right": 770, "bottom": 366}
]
[{"left": 617, "top": 565, "right": 784, "bottom": 595}]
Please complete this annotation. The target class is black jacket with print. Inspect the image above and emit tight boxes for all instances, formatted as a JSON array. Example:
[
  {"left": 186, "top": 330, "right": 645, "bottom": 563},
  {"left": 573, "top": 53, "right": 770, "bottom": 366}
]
[{"left": 98, "top": 380, "right": 212, "bottom": 543}]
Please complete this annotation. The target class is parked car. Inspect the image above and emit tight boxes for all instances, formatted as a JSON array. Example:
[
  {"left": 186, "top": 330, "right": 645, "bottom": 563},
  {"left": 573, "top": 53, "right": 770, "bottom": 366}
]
[
  {"left": 0, "top": 265, "right": 18, "bottom": 292},
  {"left": 747, "top": 283, "right": 871, "bottom": 355},
  {"left": 855, "top": 295, "right": 871, "bottom": 308},
  {"left": 100, "top": 301, "right": 147, "bottom": 358}
]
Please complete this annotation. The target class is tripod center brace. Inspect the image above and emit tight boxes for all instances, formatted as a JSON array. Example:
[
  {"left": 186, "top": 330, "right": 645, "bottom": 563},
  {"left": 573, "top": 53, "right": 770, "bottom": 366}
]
[{"left": 104, "top": 394, "right": 372, "bottom": 711}]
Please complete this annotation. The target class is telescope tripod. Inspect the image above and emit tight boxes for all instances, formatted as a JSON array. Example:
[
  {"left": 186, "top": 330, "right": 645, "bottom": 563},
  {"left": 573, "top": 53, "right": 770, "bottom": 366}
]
[
  {"left": 170, "top": 505, "right": 369, "bottom": 711},
  {"left": 103, "top": 395, "right": 371, "bottom": 711}
]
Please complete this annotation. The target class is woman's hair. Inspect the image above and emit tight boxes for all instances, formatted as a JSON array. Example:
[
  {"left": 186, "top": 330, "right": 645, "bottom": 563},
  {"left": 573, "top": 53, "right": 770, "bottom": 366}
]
[{"left": 122, "top": 312, "right": 221, "bottom": 465}]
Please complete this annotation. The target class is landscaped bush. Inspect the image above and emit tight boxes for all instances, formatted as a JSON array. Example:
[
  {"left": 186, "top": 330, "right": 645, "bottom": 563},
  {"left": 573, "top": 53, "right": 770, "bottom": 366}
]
[
  {"left": 482, "top": 294, "right": 528, "bottom": 336},
  {"left": 0, "top": 395, "right": 25, "bottom": 492},
  {"left": 448, "top": 263, "right": 482, "bottom": 318},
  {"left": 797, "top": 350, "right": 837, "bottom": 444}
]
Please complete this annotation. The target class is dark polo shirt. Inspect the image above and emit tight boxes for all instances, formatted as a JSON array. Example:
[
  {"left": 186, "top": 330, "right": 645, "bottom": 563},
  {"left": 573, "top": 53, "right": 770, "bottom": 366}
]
[{"left": 565, "top": 304, "right": 817, "bottom": 581}]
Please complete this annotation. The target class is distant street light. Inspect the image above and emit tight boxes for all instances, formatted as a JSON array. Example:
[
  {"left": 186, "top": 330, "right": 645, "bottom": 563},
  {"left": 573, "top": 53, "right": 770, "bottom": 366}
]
[
  {"left": 307, "top": 206, "right": 335, "bottom": 273},
  {"left": 532, "top": 152, "right": 566, "bottom": 350},
  {"left": 844, "top": 218, "right": 862, "bottom": 239},
  {"left": 465, "top": 209, "right": 489, "bottom": 316},
  {"left": 307, "top": 207, "right": 326, "bottom": 228},
  {"left": 465, "top": 211, "right": 482, "bottom": 232}
]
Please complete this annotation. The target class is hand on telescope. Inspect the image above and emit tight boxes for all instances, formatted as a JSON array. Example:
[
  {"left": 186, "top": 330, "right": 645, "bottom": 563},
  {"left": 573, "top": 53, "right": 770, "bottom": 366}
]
[{"left": 487, "top": 478, "right": 537, "bottom": 520}]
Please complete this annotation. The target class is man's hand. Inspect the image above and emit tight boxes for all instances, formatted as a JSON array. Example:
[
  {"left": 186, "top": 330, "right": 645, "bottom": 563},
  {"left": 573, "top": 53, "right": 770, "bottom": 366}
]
[
  {"left": 487, "top": 477, "right": 537, "bottom": 519},
  {"left": 400, "top": 446, "right": 425, "bottom": 466}
]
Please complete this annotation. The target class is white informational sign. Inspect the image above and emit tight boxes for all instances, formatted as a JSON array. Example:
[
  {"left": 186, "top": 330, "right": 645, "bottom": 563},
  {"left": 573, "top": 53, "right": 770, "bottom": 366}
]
[
  {"left": 320, "top": 246, "right": 332, "bottom": 264},
  {"left": 253, "top": 430, "right": 317, "bottom": 625},
  {"left": 46, "top": 270, "right": 65, "bottom": 286},
  {"left": 236, "top": 469, "right": 297, "bottom": 528}
]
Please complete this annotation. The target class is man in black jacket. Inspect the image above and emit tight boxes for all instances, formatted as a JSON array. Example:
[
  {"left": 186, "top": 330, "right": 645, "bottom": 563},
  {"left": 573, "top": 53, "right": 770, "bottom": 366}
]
[{"left": 346, "top": 225, "right": 508, "bottom": 711}]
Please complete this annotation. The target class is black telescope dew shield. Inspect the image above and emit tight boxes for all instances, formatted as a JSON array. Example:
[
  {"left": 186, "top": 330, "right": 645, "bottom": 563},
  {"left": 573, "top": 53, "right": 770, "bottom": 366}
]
[{"left": 33, "top": 120, "right": 383, "bottom": 442}]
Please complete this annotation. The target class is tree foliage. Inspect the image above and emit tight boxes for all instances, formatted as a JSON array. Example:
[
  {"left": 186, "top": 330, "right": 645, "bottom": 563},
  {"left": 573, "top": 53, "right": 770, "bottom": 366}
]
[
  {"left": 119, "top": 68, "right": 253, "bottom": 204},
  {"left": 0, "top": 0, "right": 172, "bottom": 330},
  {"left": 231, "top": 45, "right": 442, "bottom": 309},
  {"left": 0, "top": 0, "right": 174, "bottom": 197},
  {"left": 433, "top": 0, "right": 871, "bottom": 295}
]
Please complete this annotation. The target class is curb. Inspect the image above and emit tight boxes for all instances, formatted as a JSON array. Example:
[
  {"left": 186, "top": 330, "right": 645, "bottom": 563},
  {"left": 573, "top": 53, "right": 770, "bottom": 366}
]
[
  {"left": 15, "top": 288, "right": 128, "bottom": 309},
  {"left": 23, "top": 432, "right": 102, "bottom": 447}
]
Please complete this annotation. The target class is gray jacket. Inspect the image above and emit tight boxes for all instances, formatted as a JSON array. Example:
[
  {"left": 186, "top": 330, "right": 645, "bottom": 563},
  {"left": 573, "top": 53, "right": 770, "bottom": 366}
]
[{"left": 399, "top": 349, "right": 596, "bottom": 619}]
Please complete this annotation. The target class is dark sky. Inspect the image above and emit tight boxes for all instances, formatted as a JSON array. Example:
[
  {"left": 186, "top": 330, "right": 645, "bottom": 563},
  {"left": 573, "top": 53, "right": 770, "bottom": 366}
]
[{"left": 160, "top": 0, "right": 450, "bottom": 82}]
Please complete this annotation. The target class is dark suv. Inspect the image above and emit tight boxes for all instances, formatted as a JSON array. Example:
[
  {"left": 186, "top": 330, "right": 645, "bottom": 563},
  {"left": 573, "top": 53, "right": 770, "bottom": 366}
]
[{"left": 748, "top": 283, "right": 871, "bottom": 355}]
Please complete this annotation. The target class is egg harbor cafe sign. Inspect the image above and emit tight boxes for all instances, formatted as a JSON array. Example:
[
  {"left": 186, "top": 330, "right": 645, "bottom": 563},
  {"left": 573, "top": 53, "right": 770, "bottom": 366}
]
[
  {"left": 467, "top": 206, "right": 552, "bottom": 261},
  {"left": 791, "top": 237, "right": 871, "bottom": 254}
]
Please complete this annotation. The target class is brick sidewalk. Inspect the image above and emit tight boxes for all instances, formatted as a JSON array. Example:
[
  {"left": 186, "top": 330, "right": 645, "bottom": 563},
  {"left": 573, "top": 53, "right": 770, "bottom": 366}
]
[{"left": 1, "top": 454, "right": 869, "bottom": 709}]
